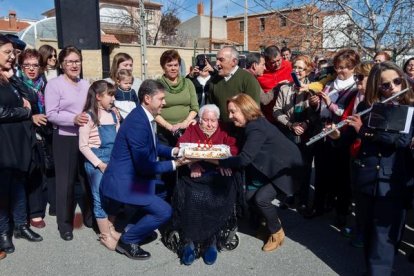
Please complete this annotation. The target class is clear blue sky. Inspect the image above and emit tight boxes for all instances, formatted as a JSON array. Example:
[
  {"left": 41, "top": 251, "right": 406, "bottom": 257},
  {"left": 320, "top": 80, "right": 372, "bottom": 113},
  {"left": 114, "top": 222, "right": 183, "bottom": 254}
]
[{"left": 0, "top": 0, "right": 281, "bottom": 22}]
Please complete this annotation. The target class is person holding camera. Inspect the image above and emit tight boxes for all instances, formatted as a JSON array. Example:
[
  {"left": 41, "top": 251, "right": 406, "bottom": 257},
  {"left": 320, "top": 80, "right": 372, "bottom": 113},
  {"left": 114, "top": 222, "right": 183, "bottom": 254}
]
[
  {"left": 186, "top": 55, "right": 215, "bottom": 107},
  {"left": 156, "top": 50, "right": 199, "bottom": 199}
]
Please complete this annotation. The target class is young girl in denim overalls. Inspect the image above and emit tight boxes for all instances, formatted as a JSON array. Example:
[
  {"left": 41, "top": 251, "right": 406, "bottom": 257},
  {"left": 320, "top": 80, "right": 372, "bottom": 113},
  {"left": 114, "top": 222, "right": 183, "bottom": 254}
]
[{"left": 79, "top": 80, "right": 120, "bottom": 250}]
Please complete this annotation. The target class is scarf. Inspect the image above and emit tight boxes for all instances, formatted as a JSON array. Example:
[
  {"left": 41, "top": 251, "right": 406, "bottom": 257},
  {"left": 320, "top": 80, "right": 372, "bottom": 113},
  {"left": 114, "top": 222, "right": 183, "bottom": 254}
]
[
  {"left": 159, "top": 75, "right": 187, "bottom": 94},
  {"left": 320, "top": 76, "right": 355, "bottom": 118},
  {"left": 21, "top": 72, "right": 46, "bottom": 113}
]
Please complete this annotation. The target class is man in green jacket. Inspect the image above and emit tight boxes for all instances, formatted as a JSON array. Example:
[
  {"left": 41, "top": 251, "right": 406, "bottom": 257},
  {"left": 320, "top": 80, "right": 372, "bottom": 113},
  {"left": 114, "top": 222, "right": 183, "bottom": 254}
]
[{"left": 209, "top": 46, "right": 261, "bottom": 123}]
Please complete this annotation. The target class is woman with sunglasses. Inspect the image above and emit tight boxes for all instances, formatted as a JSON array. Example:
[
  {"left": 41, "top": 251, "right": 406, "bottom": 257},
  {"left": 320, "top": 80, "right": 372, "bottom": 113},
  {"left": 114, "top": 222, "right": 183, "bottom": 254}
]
[
  {"left": 38, "top": 44, "right": 58, "bottom": 81},
  {"left": 45, "top": 46, "right": 93, "bottom": 241},
  {"left": 330, "top": 61, "right": 414, "bottom": 275}
]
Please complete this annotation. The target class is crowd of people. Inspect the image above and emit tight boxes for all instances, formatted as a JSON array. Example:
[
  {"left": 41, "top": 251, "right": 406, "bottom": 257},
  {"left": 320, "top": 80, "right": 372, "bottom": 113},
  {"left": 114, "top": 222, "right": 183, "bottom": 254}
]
[{"left": 1, "top": 32, "right": 414, "bottom": 275}]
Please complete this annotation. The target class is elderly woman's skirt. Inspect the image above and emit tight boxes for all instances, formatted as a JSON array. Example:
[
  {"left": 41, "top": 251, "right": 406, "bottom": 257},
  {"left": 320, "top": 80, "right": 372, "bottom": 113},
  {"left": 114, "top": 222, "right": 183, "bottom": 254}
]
[{"left": 172, "top": 171, "right": 240, "bottom": 243}]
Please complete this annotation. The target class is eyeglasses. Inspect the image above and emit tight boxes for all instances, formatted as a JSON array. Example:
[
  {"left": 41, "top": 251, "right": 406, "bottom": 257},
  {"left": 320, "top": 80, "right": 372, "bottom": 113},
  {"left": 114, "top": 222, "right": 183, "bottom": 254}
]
[
  {"left": 22, "top": 64, "right": 40, "bottom": 69},
  {"left": 1, "top": 50, "right": 15, "bottom": 57},
  {"left": 293, "top": 66, "right": 306, "bottom": 72},
  {"left": 48, "top": 54, "right": 57, "bottom": 59},
  {"left": 380, "top": 77, "right": 403, "bottom": 91},
  {"left": 355, "top": 74, "right": 365, "bottom": 82},
  {"left": 64, "top": 60, "right": 81, "bottom": 66}
]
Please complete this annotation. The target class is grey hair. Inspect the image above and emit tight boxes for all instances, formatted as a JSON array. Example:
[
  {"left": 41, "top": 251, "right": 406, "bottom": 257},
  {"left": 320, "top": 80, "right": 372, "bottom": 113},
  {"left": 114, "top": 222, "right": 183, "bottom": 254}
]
[
  {"left": 222, "top": 46, "right": 239, "bottom": 61},
  {"left": 198, "top": 104, "right": 220, "bottom": 119}
]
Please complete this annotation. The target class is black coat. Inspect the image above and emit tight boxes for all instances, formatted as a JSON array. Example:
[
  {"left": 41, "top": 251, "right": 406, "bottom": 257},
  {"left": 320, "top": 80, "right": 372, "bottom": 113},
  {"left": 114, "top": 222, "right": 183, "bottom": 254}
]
[
  {"left": 0, "top": 80, "right": 33, "bottom": 172},
  {"left": 338, "top": 102, "right": 414, "bottom": 199},
  {"left": 219, "top": 116, "right": 303, "bottom": 194},
  {"left": 186, "top": 74, "right": 212, "bottom": 107}
]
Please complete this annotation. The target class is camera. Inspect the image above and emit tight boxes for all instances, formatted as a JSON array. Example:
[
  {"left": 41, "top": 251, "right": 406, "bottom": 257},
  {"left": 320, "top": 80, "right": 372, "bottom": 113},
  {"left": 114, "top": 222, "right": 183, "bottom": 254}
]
[{"left": 196, "top": 54, "right": 207, "bottom": 70}]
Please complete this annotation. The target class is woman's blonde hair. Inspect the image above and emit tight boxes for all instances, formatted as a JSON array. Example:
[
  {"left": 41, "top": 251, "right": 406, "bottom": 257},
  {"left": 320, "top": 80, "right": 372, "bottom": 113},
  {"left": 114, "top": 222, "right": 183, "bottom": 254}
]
[
  {"left": 227, "top": 94, "right": 263, "bottom": 122},
  {"left": 354, "top": 61, "right": 374, "bottom": 77},
  {"left": 293, "top": 55, "right": 314, "bottom": 75}
]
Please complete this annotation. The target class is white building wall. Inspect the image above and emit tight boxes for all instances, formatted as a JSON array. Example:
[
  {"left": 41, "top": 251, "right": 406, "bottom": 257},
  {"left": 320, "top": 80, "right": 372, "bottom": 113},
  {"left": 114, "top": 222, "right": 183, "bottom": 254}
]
[{"left": 322, "top": 14, "right": 356, "bottom": 50}]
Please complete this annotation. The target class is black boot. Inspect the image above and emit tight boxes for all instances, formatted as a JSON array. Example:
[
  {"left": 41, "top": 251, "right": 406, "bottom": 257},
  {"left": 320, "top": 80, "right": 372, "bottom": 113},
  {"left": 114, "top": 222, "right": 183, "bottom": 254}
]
[
  {"left": 13, "top": 225, "right": 43, "bottom": 242},
  {"left": 0, "top": 233, "right": 15, "bottom": 253}
]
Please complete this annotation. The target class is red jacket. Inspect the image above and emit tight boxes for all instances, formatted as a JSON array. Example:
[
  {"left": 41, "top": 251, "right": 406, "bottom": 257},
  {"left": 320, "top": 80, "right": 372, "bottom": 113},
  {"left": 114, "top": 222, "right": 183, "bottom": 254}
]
[{"left": 257, "top": 60, "right": 293, "bottom": 123}]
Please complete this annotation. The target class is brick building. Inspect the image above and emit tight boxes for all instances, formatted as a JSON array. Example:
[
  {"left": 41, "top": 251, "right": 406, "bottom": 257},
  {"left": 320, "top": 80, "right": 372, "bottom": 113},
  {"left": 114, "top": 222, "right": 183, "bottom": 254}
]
[
  {"left": 0, "top": 10, "right": 32, "bottom": 35},
  {"left": 226, "top": 5, "right": 323, "bottom": 54}
]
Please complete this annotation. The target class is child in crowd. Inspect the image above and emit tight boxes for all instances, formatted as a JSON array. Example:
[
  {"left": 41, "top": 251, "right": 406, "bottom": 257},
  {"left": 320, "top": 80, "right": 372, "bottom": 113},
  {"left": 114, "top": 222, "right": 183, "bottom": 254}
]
[
  {"left": 114, "top": 69, "right": 139, "bottom": 119},
  {"left": 330, "top": 62, "right": 414, "bottom": 275},
  {"left": 79, "top": 80, "right": 120, "bottom": 250}
]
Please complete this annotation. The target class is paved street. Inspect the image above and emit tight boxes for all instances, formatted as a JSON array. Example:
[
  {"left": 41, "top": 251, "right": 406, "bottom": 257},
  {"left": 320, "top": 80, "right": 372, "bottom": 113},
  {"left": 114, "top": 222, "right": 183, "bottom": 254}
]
[{"left": 1, "top": 205, "right": 414, "bottom": 276}]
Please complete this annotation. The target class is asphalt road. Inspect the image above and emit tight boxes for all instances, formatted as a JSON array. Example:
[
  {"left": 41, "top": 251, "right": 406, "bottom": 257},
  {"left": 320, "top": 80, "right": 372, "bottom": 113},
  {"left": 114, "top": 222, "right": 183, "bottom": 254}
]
[{"left": 1, "top": 204, "right": 413, "bottom": 276}]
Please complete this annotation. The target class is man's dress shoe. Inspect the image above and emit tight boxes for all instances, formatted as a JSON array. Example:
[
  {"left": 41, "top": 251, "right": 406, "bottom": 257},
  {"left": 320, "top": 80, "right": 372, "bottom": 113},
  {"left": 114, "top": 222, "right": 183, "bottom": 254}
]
[
  {"left": 0, "top": 233, "right": 15, "bottom": 253},
  {"left": 116, "top": 239, "right": 151, "bottom": 260},
  {"left": 60, "top": 232, "right": 73, "bottom": 241},
  {"left": 13, "top": 225, "right": 43, "bottom": 242}
]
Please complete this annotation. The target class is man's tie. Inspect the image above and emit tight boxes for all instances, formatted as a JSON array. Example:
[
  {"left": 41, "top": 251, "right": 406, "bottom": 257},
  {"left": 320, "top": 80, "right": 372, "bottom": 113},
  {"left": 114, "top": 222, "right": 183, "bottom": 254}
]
[{"left": 151, "top": 120, "right": 157, "bottom": 146}]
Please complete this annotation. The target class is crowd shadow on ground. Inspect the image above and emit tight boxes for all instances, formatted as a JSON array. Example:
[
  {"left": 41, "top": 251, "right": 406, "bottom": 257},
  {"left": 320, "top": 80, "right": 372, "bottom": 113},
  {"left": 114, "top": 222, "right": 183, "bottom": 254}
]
[{"left": 237, "top": 200, "right": 414, "bottom": 276}]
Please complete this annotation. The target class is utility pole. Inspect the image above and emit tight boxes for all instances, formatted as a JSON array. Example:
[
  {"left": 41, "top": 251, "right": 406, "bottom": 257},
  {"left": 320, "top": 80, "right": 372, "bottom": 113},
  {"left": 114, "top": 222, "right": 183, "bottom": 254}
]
[
  {"left": 244, "top": 0, "right": 248, "bottom": 51},
  {"left": 140, "top": 0, "right": 147, "bottom": 80},
  {"left": 209, "top": 0, "right": 213, "bottom": 52}
]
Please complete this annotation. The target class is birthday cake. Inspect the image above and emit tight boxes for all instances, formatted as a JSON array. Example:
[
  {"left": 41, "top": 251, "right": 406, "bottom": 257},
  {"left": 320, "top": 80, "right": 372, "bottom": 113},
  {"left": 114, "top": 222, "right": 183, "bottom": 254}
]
[{"left": 180, "top": 143, "right": 231, "bottom": 159}]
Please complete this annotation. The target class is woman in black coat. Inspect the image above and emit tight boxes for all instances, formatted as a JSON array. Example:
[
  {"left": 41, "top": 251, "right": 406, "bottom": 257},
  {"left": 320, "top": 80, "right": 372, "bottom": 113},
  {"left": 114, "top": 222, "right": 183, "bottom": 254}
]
[
  {"left": 209, "top": 93, "right": 303, "bottom": 252},
  {"left": 0, "top": 35, "right": 42, "bottom": 255}
]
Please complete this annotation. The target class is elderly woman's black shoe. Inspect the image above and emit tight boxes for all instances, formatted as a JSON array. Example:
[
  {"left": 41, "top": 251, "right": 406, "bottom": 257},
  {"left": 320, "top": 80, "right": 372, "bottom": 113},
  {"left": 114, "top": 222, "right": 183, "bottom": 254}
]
[
  {"left": 13, "top": 225, "right": 43, "bottom": 242},
  {"left": 0, "top": 233, "right": 15, "bottom": 253}
]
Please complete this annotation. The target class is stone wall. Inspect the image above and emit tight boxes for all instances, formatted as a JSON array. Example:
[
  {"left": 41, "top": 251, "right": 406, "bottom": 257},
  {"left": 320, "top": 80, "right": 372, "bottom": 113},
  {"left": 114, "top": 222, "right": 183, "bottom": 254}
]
[{"left": 37, "top": 39, "right": 216, "bottom": 82}]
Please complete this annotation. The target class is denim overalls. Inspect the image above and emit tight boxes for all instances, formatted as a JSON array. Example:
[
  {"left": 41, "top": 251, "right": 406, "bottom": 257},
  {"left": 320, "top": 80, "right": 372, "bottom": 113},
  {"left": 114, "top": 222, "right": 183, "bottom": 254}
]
[{"left": 84, "top": 111, "right": 117, "bottom": 219}]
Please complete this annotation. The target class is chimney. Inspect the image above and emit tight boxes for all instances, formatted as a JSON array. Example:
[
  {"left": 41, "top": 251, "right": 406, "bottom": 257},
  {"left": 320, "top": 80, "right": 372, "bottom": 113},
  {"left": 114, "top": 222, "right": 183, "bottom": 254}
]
[
  {"left": 197, "top": 1, "right": 204, "bottom": 16},
  {"left": 9, "top": 10, "right": 17, "bottom": 30}
]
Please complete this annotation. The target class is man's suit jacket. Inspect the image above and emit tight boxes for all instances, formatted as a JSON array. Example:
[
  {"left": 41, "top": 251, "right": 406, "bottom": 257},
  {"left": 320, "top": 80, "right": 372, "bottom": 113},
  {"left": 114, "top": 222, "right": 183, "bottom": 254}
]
[
  {"left": 219, "top": 116, "right": 303, "bottom": 195},
  {"left": 101, "top": 105, "right": 174, "bottom": 205}
]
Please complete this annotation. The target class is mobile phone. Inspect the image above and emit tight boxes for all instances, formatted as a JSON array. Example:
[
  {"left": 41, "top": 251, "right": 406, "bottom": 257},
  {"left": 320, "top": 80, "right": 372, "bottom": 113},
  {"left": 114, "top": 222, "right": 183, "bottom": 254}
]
[
  {"left": 291, "top": 72, "right": 301, "bottom": 87},
  {"left": 196, "top": 55, "right": 207, "bottom": 70}
]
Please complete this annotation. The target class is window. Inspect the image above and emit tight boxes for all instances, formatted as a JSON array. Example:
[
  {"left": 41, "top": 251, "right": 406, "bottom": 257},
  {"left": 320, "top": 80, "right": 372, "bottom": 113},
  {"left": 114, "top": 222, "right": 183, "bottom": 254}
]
[
  {"left": 280, "top": 16, "right": 287, "bottom": 27},
  {"left": 239, "top": 20, "right": 244, "bottom": 32},
  {"left": 314, "top": 15, "right": 319, "bottom": 26},
  {"left": 213, "top": 43, "right": 221, "bottom": 50},
  {"left": 259, "top": 17, "right": 265, "bottom": 32}
]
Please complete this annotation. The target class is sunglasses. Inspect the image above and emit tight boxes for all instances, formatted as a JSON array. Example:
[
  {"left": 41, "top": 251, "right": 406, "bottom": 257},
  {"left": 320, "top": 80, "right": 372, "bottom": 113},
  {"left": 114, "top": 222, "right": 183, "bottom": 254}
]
[
  {"left": 49, "top": 54, "right": 57, "bottom": 59},
  {"left": 355, "top": 74, "right": 365, "bottom": 82},
  {"left": 380, "top": 77, "right": 403, "bottom": 91}
]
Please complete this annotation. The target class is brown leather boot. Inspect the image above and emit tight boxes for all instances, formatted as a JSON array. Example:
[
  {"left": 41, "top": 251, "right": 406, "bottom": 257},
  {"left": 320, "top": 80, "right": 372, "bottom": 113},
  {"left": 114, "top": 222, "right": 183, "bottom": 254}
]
[
  {"left": 262, "top": 228, "right": 285, "bottom": 252},
  {"left": 0, "top": 250, "right": 6, "bottom": 260}
]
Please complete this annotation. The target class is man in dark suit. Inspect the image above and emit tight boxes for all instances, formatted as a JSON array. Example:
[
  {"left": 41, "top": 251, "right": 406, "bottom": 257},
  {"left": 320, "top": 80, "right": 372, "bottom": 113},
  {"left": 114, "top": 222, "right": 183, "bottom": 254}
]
[{"left": 100, "top": 79, "right": 189, "bottom": 260}]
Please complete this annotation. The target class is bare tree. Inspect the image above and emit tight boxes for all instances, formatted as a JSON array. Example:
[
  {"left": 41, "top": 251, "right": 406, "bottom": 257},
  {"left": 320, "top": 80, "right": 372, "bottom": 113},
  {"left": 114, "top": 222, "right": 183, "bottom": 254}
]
[
  {"left": 152, "top": 10, "right": 181, "bottom": 46},
  {"left": 253, "top": 0, "right": 414, "bottom": 58},
  {"left": 102, "top": 1, "right": 182, "bottom": 46}
]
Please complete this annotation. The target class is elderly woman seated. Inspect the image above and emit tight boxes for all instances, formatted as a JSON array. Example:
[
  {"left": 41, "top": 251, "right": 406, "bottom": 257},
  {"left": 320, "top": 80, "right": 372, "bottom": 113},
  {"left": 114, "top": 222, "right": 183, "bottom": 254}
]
[{"left": 172, "top": 104, "right": 239, "bottom": 266}]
